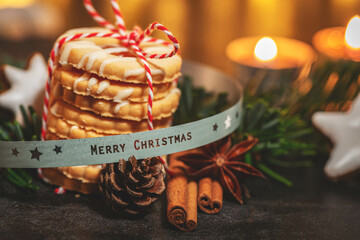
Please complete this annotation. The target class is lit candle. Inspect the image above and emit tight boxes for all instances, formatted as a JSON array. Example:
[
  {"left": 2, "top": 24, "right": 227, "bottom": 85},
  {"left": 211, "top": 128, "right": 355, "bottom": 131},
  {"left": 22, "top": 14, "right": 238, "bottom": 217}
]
[
  {"left": 313, "top": 15, "right": 360, "bottom": 61},
  {"left": 227, "top": 36, "right": 316, "bottom": 70},
  {"left": 254, "top": 37, "right": 278, "bottom": 62},
  {"left": 344, "top": 16, "right": 360, "bottom": 61},
  {"left": 226, "top": 36, "right": 316, "bottom": 100}
]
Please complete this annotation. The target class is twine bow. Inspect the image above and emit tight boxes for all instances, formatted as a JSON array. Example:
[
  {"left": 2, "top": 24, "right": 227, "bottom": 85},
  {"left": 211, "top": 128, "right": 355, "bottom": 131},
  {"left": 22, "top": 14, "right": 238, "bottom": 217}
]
[{"left": 41, "top": 0, "right": 179, "bottom": 174}]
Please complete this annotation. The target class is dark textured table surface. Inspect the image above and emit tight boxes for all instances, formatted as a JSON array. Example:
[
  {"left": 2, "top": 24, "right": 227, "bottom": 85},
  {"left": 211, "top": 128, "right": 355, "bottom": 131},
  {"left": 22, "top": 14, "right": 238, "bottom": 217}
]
[{"left": 1, "top": 160, "right": 360, "bottom": 240}]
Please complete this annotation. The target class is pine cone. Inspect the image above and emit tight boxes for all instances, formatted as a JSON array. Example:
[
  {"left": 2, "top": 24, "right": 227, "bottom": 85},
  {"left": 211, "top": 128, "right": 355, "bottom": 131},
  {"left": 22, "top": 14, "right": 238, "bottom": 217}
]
[{"left": 99, "top": 155, "right": 165, "bottom": 215}]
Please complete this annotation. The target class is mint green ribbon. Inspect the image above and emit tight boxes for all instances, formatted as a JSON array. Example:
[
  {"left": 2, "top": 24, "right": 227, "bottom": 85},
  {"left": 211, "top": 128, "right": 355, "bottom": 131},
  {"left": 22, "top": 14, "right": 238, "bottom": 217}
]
[{"left": 0, "top": 61, "right": 243, "bottom": 168}]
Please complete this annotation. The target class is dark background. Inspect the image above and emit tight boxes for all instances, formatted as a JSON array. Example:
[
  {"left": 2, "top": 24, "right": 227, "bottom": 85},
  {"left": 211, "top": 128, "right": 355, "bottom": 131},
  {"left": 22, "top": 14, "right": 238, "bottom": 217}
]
[
  {"left": 1, "top": 161, "right": 360, "bottom": 239},
  {"left": 1, "top": 0, "right": 360, "bottom": 74}
]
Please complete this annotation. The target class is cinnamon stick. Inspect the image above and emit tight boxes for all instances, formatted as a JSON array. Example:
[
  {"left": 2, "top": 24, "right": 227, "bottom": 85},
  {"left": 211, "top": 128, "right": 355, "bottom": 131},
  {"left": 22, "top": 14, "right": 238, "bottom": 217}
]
[
  {"left": 198, "top": 177, "right": 223, "bottom": 214},
  {"left": 167, "top": 153, "right": 197, "bottom": 231}
]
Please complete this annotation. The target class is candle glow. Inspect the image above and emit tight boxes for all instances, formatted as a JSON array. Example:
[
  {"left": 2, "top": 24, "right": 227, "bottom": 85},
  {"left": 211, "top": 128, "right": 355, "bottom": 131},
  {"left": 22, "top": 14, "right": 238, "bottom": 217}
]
[
  {"left": 0, "top": 0, "right": 35, "bottom": 9},
  {"left": 344, "top": 15, "right": 360, "bottom": 49},
  {"left": 313, "top": 15, "right": 360, "bottom": 61},
  {"left": 254, "top": 37, "right": 278, "bottom": 62},
  {"left": 227, "top": 36, "right": 315, "bottom": 70}
]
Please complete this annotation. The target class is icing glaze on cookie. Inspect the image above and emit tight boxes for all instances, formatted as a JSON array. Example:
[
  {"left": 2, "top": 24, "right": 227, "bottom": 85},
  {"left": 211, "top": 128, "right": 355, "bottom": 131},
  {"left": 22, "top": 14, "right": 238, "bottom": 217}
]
[
  {"left": 57, "top": 28, "right": 182, "bottom": 84},
  {"left": 114, "top": 101, "right": 129, "bottom": 113},
  {"left": 86, "top": 77, "right": 98, "bottom": 95},
  {"left": 60, "top": 41, "right": 98, "bottom": 65},
  {"left": 114, "top": 88, "right": 133, "bottom": 102},
  {"left": 73, "top": 72, "right": 90, "bottom": 90},
  {"left": 97, "top": 80, "right": 110, "bottom": 94},
  {"left": 123, "top": 68, "right": 165, "bottom": 78},
  {"left": 54, "top": 66, "right": 174, "bottom": 103},
  {"left": 79, "top": 51, "right": 107, "bottom": 71},
  {"left": 99, "top": 58, "right": 119, "bottom": 76},
  {"left": 70, "top": 125, "right": 79, "bottom": 134}
]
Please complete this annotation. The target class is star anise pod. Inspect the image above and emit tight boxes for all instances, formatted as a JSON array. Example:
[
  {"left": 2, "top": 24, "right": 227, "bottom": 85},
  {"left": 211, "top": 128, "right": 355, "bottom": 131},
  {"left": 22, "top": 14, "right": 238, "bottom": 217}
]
[{"left": 177, "top": 136, "right": 264, "bottom": 204}]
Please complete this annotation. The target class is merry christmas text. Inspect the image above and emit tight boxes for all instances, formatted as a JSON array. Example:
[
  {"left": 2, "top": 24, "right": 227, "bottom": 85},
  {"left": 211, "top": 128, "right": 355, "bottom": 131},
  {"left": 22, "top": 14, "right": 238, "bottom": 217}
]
[{"left": 89, "top": 132, "right": 192, "bottom": 155}]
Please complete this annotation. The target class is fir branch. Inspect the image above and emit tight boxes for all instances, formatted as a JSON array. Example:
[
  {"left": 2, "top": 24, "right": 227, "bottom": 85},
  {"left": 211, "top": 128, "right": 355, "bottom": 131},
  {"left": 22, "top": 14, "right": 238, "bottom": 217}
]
[
  {"left": 293, "top": 60, "right": 360, "bottom": 118},
  {"left": 234, "top": 97, "right": 316, "bottom": 158},
  {"left": 173, "top": 76, "right": 230, "bottom": 125},
  {"left": 174, "top": 76, "right": 315, "bottom": 186},
  {"left": 0, "top": 105, "right": 41, "bottom": 190},
  {"left": 256, "top": 163, "right": 293, "bottom": 187},
  {"left": 5, "top": 169, "right": 39, "bottom": 190}
]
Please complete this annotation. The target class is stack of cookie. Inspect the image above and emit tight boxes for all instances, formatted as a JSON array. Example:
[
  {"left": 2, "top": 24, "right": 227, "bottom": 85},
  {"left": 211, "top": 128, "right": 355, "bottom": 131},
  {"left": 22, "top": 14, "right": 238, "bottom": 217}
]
[{"left": 42, "top": 28, "right": 182, "bottom": 194}]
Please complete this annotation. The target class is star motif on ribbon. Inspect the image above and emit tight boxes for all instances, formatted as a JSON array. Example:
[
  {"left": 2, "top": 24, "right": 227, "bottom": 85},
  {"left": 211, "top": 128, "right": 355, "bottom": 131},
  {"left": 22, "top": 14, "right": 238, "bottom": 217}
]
[
  {"left": 12, "top": 148, "right": 19, "bottom": 157},
  {"left": 53, "top": 145, "right": 62, "bottom": 154},
  {"left": 224, "top": 115, "right": 232, "bottom": 130},
  {"left": 213, "top": 123, "right": 218, "bottom": 131},
  {"left": 30, "top": 147, "right": 42, "bottom": 161}
]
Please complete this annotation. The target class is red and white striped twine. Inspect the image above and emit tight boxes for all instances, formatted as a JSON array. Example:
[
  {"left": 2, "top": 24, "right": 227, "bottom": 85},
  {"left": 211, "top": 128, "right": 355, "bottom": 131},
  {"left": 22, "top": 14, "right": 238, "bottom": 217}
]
[
  {"left": 54, "top": 187, "right": 66, "bottom": 195},
  {"left": 37, "top": 168, "right": 66, "bottom": 195},
  {"left": 41, "top": 0, "right": 179, "bottom": 175}
]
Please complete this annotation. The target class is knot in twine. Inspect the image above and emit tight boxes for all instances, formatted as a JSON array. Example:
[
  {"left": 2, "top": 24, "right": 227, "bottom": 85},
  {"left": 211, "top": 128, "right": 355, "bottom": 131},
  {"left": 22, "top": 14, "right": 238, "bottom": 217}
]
[{"left": 41, "top": 0, "right": 180, "bottom": 174}]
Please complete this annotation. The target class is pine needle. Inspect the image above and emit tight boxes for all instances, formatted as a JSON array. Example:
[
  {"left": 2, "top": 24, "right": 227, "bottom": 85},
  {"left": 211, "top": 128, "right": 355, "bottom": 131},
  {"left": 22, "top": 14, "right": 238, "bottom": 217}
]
[
  {"left": 174, "top": 76, "right": 315, "bottom": 187},
  {"left": 256, "top": 163, "right": 293, "bottom": 187},
  {"left": 0, "top": 106, "right": 40, "bottom": 190}
]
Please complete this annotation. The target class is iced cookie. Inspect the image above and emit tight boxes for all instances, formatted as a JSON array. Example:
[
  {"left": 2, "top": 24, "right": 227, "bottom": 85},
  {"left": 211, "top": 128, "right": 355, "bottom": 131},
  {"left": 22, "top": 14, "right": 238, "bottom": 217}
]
[
  {"left": 51, "top": 78, "right": 180, "bottom": 121},
  {"left": 41, "top": 168, "right": 99, "bottom": 194},
  {"left": 58, "top": 165, "right": 102, "bottom": 183},
  {"left": 47, "top": 113, "right": 110, "bottom": 139},
  {"left": 56, "top": 28, "right": 182, "bottom": 84},
  {"left": 54, "top": 65, "right": 175, "bottom": 103},
  {"left": 50, "top": 100, "right": 173, "bottom": 134}
]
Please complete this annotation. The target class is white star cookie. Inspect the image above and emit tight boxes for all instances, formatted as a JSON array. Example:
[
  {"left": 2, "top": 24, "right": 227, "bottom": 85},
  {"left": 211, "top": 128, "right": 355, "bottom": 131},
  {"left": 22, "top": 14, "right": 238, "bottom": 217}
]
[
  {"left": 312, "top": 94, "right": 360, "bottom": 180},
  {"left": 0, "top": 53, "right": 47, "bottom": 123}
]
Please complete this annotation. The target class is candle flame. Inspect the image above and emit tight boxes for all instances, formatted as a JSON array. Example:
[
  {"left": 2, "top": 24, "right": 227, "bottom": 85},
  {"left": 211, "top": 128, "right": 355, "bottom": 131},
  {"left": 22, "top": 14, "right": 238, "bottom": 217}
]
[
  {"left": 345, "top": 15, "right": 360, "bottom": 49},
  {"left": 254, "top": 37, "right": 278, "bottom": 61}
]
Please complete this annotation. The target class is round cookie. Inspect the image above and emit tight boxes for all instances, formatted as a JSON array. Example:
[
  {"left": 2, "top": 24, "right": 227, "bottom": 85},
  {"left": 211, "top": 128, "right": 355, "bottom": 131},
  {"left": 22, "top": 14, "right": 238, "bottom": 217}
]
[
  {"left": 46, "top": 113, "right": 110, "bottom": 139},
  {"left": 45, "top": 131, "right": 62, "bottom": 140},
  {"left": 44, "top": 122, "right": 103, "bottom": 193},
  {"left": 51, "top": 78, "right": 180, "bottom": 121},
  {"left": 54, "top": 65, "right": 175, "bottom": 103},
  {"left": 41, "top": 168, "right": 100, "bottom": 194},
  {"left": 56, "top": 28, "right": 182, "bottom": 84},
  {"left": 58, "top": 165, "right": 102, "bottom": 184},
  {"left": 50, "top": 100, "right": 173, "bottom": 134}
]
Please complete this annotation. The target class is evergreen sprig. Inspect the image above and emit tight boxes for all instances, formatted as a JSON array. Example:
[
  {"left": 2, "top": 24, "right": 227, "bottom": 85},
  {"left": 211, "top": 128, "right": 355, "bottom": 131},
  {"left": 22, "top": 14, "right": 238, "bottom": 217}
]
[
  {"left": 293, "top": 60, "right": 360, "bottom": 118},
  {"left": 234, "top": 97, "right": 316, "bottom": 186},
  {"left": 173, "top": 75, "right": 229, "bottom": 125},
  {"left": 235, "top": 97, "right": 316, "bottom": 156},
  {"left": 0, "top": 105, "right": 41, "bottom": 190},
  {"left": 174, "top": 76, "right": 316, "bottom": 186},
  {"left": 0, "top": 106, "right": 41, "bottom": 141}
]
